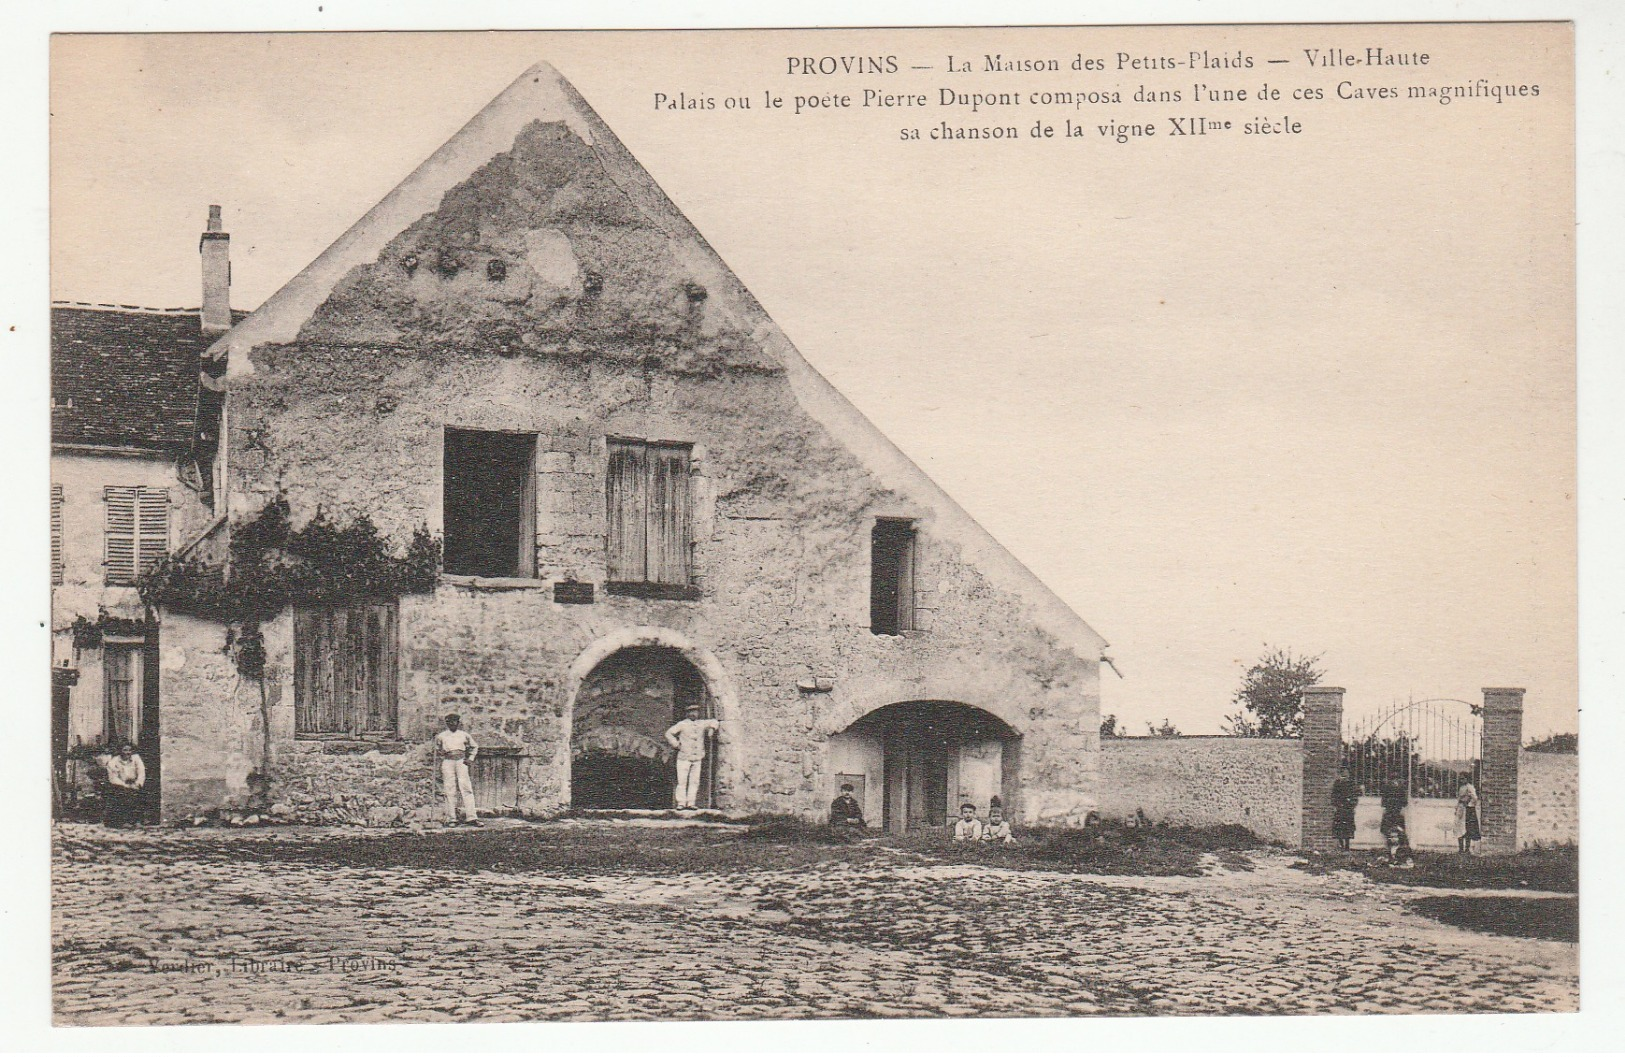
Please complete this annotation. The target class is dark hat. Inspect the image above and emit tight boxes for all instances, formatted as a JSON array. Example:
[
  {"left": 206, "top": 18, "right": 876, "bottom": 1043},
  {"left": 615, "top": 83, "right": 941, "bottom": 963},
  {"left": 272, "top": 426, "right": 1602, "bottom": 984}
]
[{"left": 840, "top": 783, "right": 854, "bottom": 792}]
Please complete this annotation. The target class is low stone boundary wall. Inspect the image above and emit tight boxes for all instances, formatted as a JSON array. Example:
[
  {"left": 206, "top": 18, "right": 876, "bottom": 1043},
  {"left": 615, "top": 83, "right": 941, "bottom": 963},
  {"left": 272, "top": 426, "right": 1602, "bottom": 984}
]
[
  {"left": 1097, "top": 737, "right": 1302, "bottom": 845},
  {"left": 1518, "top": 750, "right": 1577, "bottom": 848}
]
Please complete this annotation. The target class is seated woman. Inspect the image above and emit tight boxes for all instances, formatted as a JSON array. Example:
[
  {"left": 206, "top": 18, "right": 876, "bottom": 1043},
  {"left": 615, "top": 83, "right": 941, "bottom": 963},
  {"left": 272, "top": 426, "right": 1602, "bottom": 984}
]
[{"left": 102, "top": 742, "right": 146, "bottom": 828}]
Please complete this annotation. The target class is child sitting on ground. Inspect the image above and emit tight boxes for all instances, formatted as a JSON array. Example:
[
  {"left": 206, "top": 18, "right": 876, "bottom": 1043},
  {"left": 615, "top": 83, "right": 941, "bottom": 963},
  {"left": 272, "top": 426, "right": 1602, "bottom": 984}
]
[
  {"left": 980, "top": 806, "right": 1014, "bottom": 844},
  {"left": 952, "top": 803, "right": 982, "bottom": 841}
]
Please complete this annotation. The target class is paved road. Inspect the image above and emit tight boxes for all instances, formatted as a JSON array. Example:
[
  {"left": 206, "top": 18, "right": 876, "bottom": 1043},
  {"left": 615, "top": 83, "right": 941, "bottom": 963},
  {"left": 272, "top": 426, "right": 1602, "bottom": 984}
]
[{"left": 52, "top": 823, "right": 1577, "bottom": 1024}]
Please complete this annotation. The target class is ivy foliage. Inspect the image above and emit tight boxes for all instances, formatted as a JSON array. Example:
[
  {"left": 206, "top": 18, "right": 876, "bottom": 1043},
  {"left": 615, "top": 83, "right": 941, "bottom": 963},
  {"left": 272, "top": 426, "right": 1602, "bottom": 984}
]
[
  {"left": 138, "top": 496, "right": 441, "bottom": 623},
  {"left": 70, "top": 611, "right": 151, "bottom": 650}
]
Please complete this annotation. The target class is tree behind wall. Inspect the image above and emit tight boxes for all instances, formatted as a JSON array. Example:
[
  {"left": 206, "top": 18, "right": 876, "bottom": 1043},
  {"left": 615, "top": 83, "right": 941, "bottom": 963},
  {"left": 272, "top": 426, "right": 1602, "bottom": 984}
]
[{"left": 1223, "top": 646, "right": 1326, "bottom": 738}]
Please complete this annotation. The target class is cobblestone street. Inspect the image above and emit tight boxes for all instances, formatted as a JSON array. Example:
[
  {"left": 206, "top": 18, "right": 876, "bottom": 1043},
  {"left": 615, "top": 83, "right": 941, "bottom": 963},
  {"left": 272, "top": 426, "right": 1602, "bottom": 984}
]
[{"left": 52, "top": 822, "right": 1577, "bottom": 1024}]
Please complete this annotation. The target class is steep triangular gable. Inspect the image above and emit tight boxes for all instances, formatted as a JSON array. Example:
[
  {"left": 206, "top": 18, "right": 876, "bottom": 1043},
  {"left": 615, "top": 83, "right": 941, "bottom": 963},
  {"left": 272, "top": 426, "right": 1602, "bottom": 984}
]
[{"left": 209, "top": 61, "right": 1108, "bottom": 660}]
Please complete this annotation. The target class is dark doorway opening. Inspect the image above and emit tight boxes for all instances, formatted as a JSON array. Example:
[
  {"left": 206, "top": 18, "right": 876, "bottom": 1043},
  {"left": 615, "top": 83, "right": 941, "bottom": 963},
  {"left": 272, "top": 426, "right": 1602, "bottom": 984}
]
[
  {"left": 571, "top": 750, "right": 672, "bottom": 809},
  {"left": 569, "top": 646, "right": 716, "bottom": 810},
  {"left": 842, "top": 700, "right": 1018, "bottom": 834},
  {"left": 443, "top": 428, "right": 536, "bottom": 577}
]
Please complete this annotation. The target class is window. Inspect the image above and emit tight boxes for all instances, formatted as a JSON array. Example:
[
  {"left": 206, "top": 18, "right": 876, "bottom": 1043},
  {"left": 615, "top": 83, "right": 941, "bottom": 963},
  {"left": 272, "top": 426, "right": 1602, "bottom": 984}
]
[
  {"left": 103, "top": 642, "right": 144, "bottom": 746},
  {"left": 50, "top": 485, "right": 63, "bottom": 585},
  {"left": 294, "top": 604, "right": 399, "bottom": 737},
  {"left": 104, "top": 486, "right": 169, "bottom": 585},
  {"left": 607, "top": 439, "right": 692, "bottom": 587},
  {"left": 443, "top": 428, "right": 536, "bottom": 577},
  {"left": 870, "top": 518, "right": 916, "bottom": 636}
]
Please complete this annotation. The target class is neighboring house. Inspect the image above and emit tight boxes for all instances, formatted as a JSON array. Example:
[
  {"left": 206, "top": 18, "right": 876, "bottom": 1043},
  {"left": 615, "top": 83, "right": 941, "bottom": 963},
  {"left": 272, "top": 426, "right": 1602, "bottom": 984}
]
[
  {"left": 158, "top": 64, "right": 1109, "bottom": 828},
  {"left": 49, "top": 208, "right": 237, "bottom": 817}
]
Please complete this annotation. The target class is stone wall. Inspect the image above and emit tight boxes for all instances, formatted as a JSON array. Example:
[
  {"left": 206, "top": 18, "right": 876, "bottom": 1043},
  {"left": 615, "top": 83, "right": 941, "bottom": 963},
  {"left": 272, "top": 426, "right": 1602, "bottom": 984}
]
[
  {"left": 1097, "top": 737, "right": 1303, "bottom": 845},
  {"left": 1518, "top": 750, "right": 1577, "bottom": 848},
  {"left": 164, "top": 114, "right": 1106, "bottom": 827}
]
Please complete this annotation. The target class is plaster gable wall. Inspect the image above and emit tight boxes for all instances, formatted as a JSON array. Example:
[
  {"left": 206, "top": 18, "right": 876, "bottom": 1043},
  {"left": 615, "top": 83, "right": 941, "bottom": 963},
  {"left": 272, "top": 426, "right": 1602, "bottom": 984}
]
[{"left": 192, "top": 71, "right": 1102, "bottom": 824}]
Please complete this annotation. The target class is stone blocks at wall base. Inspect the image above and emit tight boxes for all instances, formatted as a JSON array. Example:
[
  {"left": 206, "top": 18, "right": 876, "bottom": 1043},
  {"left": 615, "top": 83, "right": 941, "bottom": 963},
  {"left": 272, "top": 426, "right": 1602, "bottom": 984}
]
[{"left": 1098, "top": 737, "right": 1303, "bottom": 845}]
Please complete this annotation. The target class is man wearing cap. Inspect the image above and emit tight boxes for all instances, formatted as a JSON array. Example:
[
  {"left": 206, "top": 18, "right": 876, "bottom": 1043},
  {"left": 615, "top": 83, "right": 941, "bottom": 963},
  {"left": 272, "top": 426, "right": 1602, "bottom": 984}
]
[
  {"left": 433, "top": 713, "right": 482, "bottom": 826},
  {"left": 663, "top": 704, "right": 719, "bottom": 810},
  {"left": 829, "top": 783, "right": 865, "bottom": 828}
]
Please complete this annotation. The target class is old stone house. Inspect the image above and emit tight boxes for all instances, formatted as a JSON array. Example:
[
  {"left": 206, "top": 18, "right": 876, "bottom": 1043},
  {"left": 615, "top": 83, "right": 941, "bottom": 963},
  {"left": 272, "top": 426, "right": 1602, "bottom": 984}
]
[
  {"left": 50, "top": 208, "right": 238, "bottom": 816},
  {"left": 158, "top": 63, "right": 1108, "bottom": 828}
]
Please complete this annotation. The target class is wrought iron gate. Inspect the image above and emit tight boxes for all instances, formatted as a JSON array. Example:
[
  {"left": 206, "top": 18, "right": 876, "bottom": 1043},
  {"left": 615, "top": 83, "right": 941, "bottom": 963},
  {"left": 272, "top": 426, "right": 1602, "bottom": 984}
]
[
  {"left": 1342, "top": 698, "right": 1482, "bottom": 797},
  {"left": 1341, "top": 698, "right": 1482, "bottom": 850}
]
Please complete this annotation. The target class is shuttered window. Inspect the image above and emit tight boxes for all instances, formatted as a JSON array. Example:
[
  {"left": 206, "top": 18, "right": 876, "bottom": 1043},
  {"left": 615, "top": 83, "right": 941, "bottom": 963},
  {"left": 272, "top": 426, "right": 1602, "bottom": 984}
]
[
  {"left": 607, "top": 440, "right": 691, "bottom": 586},
  {"left": 51, "top": 485, "right": 63, "bottom": 585},
  {"left": 104, "top": 486, "right": 170, "bottom": 585},
  {"left": 294, "top": 603, "right": 399, "bottom": 737}
]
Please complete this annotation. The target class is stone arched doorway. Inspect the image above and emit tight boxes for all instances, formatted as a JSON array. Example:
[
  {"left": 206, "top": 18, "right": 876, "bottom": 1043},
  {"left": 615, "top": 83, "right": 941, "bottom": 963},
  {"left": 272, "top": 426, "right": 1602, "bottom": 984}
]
[
  {"left": 569, "top": 646, "right": 718, "bottom": 810},
  {"left": 828, "top": 701, "right": 1021, "bottom": 833}
]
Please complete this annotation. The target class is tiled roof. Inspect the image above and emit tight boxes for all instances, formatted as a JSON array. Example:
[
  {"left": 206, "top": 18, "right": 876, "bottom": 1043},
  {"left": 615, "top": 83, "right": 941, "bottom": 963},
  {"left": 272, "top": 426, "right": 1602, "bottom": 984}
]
[{"left": 50, "top": 304, "right": 241, "bottom": 450}]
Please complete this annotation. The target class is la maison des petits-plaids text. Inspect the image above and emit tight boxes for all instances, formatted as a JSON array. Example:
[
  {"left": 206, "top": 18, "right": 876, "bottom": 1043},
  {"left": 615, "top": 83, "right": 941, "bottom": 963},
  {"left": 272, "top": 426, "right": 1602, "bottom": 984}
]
[{"left": 650, "top": 41, "right": 1545, "bottom": 144}]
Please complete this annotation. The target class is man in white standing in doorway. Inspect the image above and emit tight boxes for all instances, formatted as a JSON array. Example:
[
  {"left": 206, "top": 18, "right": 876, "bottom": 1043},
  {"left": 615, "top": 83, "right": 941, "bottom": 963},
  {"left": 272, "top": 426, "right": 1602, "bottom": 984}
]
[
  {"left": 664, "top": 704, "right": 719, "bottom": 811},
  {"left": 434, "top": 713, "right": 482, "bottom": 826}
]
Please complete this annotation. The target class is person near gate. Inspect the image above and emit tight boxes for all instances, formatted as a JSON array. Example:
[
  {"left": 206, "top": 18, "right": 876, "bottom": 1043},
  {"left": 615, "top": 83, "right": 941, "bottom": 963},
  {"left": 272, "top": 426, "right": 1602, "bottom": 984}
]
[
  {"left": 1378, "top": 775, "right": 1412, "bottom": 866},
  {"left": 434, "top": 713, "right": 482, "bottom": 827},
  {"left": 1331, "top": 766, "right": 1360, "bottom": 852},
  {"left": 665, "top": 704, "right": 719, "bottom": 811},
  {"left": 1454, "top": 781, "right": 1483, "bottom": 855},
  {"left": 102, "top": 741, "right": 146, "bottom": 828}
]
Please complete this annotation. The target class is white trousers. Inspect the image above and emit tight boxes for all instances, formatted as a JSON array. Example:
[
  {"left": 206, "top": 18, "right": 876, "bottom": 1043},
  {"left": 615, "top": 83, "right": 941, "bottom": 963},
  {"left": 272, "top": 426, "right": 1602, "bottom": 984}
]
[
  {"left": 675, "top": 757, "right": 704, "bottom": 808},
  {"left": 441, "top": 759, "right": 478, "bottom": 821}
]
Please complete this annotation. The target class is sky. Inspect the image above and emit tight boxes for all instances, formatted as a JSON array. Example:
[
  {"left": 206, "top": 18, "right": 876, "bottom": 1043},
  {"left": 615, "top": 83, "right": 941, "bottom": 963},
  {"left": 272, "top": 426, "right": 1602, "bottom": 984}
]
[{"left": 47, "top": 27, "right": 1577, "bottom": 737}]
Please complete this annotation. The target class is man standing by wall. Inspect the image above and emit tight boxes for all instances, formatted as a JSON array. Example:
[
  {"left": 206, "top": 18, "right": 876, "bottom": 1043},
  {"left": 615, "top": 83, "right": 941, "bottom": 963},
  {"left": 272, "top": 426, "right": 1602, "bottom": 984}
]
[
  {"left": 434, "top": 713, "right": 482, "bottom": 827},
  {"left": 664, "top": 704, "right": 719, "bottom": 811}
]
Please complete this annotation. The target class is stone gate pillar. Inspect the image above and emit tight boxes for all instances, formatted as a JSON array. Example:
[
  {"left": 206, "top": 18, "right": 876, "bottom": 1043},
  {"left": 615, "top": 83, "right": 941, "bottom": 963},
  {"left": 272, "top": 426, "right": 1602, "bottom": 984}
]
[
  {"left": 1479, "top": 687, "right": 1525, "bottom": 854},
  {"left": 1300, "top": 686, "right": 1345, "bottom": 851}
]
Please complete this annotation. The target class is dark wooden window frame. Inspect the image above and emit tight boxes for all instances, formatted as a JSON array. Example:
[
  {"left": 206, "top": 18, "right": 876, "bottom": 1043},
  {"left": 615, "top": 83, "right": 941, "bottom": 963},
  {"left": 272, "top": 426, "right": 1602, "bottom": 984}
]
[
  {"left": 870, "top": 517, "right": 918, "bottom": 636},
  {"left": 442, "top": 427, "right": 538, "bottom": 579}
]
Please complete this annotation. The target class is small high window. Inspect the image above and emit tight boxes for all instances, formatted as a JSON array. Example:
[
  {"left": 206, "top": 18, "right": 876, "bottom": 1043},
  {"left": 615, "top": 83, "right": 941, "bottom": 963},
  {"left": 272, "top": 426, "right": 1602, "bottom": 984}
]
[
  {"left": 870, "top": 518, "right": 917, "bottom": 636},
  {"left": 443, "top": 428, "right": 536, "bottom": 578}
]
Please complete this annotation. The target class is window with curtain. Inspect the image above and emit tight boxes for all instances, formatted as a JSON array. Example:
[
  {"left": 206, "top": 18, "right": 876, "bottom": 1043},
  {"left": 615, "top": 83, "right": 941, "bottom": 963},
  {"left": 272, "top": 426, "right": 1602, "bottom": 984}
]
[
  {"left": 606, "top": 440, "right": 692, "bottom": 588},
  {"left": 103, "top": 642, "right": 144, "bottom": 747},
  {"left": 294, "top": 603, "right": 400, "bottom": 738},
  {"left": 104, "top": 485, "right": 169, "bottom": 585}
]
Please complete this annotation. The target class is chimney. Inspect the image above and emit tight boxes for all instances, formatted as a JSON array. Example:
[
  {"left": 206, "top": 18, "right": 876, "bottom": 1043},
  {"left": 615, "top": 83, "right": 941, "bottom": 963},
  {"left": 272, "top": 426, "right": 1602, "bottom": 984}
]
[{"left": 199, "top": 204, "right": 231, "bottom": 337}]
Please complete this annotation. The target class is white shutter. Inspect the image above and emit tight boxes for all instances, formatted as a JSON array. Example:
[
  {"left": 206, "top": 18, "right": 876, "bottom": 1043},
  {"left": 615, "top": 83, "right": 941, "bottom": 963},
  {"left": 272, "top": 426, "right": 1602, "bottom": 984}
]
[
  {"left": 50, "top": 485, "right": 63, "bottom": 585},
  {"left": 136, "top": 487, "right": 170, "bottom": 575},
  {"left": 104, "top": 486, "right": 137, "bottom": 585}
]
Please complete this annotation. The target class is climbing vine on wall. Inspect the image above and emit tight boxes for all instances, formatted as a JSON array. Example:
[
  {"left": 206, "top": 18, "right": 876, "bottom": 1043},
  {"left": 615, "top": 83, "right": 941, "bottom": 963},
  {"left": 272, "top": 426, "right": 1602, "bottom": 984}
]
[
  {"left": 137, "top": 495, "right": 441, "bottom": 625},
  {"left": 69, "top": 612, "right": 151, "bottom": 650}
]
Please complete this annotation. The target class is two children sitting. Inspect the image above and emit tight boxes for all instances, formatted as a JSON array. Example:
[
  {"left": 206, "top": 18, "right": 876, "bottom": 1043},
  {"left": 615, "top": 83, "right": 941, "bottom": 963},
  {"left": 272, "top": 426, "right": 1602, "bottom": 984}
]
[{"left": 952, "top": 801, "right": 1014, "bottom": 844}]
